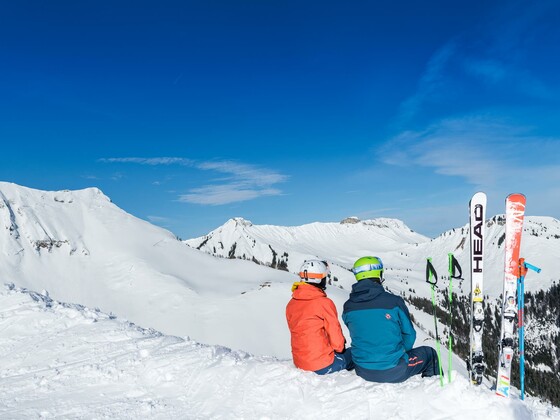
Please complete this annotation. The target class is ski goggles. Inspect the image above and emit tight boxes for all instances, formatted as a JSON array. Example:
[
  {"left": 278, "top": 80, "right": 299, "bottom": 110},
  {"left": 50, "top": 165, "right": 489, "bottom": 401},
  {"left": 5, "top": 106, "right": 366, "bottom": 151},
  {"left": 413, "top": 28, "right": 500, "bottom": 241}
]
[{"left": 351, "top": 259, "right": 383, "bottom": 274}]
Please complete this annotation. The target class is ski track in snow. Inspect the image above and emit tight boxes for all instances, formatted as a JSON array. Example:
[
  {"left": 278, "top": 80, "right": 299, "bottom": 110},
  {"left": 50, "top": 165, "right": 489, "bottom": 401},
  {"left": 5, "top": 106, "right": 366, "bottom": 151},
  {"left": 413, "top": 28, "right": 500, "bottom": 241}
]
[{"left": 1, "top": 286, "right": 558, "bottom": 419}]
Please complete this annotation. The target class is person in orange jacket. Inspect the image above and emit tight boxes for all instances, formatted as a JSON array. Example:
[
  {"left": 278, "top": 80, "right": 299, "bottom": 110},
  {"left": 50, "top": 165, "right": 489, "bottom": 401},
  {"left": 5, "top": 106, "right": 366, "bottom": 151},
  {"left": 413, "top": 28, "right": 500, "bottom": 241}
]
[{"left": 286, "top": 259, "right": 353, "bottom": 374}]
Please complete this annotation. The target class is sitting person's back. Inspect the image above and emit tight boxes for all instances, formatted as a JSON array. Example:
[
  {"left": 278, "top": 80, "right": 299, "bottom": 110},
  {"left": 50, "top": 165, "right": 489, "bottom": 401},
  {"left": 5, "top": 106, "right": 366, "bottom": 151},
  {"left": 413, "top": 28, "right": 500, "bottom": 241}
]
[
  {"left": 286, "top": 259, "right": 353, "bottom": 375},
  {"left": 343, "top": 256, "right": 439, "bottom": 383}
]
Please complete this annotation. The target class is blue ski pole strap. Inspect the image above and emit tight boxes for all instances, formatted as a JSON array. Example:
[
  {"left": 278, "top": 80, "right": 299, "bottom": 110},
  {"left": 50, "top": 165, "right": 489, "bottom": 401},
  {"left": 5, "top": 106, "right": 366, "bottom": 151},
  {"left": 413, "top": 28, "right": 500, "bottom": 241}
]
[{"left": 426, "top": 258, "right": 438, "bottom": 286}]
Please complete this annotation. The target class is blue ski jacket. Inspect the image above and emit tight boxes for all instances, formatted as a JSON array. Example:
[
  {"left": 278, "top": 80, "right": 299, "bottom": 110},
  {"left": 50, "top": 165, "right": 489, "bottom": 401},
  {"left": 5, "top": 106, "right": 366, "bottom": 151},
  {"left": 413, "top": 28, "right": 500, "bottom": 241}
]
[{"left": 342, "top": 279, "right": 416, "bottom": 371}]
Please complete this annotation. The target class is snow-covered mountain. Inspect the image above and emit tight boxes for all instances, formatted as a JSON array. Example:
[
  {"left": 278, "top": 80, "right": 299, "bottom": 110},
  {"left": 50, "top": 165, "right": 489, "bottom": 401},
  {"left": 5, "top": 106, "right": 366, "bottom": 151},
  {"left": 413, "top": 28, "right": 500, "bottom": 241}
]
[
  {"left": 187, "top": 216, "right": 427, "bottom": 266},
  {"left": 3, "top": 181, "right": 560, "bottom": 410},
  {"left": 0, "top": 182, "right": 298, "bottom": 357},
  {"left": 3, "top": 285, "right": 557, "bottom": 419},
  {"left": 186, "top": 215, "right": 560, "bottom": 298},
  {"left": 186, "top": 216, "right": 428, "bottom": 266},
  {"left": 185, "top": 216, "right": 430, "bottom": 292}
]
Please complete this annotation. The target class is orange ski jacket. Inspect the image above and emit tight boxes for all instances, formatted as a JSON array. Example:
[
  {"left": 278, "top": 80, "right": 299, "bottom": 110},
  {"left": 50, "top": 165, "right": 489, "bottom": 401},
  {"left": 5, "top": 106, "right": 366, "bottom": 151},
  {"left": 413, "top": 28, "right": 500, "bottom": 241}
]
[{"left": 286, "top": 282, "right": 346, "bottom": 371}]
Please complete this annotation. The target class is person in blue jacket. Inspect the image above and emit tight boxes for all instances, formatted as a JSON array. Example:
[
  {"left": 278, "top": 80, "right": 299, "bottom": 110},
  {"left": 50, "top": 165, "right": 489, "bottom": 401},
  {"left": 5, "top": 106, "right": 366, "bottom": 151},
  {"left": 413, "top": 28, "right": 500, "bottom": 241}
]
[{"left": 342, "top": 256, "right": 439, "bottom": 383}]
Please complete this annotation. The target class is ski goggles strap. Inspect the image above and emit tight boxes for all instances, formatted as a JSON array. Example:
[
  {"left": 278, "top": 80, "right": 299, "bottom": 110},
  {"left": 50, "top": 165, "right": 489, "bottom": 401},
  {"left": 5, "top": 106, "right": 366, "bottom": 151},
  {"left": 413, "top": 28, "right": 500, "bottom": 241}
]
[{"left": 299, "top": 271, "right": 326, "bottom": 280}]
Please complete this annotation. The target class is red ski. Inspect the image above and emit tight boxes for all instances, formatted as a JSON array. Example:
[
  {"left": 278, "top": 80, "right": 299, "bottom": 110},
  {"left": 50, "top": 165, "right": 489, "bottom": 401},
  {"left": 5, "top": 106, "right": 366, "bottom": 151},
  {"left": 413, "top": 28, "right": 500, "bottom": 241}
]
[{"left": 495, "top": 193, "right": 526, "bottom": 397}]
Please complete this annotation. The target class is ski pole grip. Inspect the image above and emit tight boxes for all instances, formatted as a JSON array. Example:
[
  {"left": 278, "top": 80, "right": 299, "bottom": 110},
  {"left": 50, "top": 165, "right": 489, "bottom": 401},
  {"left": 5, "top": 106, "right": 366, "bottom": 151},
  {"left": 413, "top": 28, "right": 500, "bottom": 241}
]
[
  {"left": 449, "top": 254, "right": 463, "bottom": 279},
  {"left": 524, "top": 262, "right": 541, "bottom": 273},
  {"left": 426, "top": 258, "right": 438, "bottom": 285}
]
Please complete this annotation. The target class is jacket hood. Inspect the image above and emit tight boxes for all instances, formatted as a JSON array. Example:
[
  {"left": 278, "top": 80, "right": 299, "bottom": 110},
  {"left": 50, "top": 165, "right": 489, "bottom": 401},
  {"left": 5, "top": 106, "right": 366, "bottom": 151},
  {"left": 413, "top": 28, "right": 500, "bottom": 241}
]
[
  {"left": 291, "top": 282, "right": 326, "bottom": 300},
  {"left": 348, "top": 278, "right": 384, "bottom": 302}
]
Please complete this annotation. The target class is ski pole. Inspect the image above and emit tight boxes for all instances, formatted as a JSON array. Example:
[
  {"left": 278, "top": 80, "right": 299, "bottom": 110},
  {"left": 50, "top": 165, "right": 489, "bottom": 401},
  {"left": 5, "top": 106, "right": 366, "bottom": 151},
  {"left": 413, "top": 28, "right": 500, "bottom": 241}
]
[
  {"left": 426, "top": 257, "right": 444, "bottom": 387},
  {"left": 447, "top": 253, "right": 463, "bottom": 383},
  {"left": 517, "top": 258, "right": 541, "bottom": 401}
]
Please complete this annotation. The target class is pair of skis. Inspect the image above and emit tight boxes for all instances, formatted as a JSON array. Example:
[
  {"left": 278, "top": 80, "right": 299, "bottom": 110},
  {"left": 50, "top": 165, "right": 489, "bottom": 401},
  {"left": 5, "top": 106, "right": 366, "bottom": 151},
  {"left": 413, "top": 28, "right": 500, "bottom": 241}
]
[{"left": 468, "top": 193, "right": 540, "bottom": 399}]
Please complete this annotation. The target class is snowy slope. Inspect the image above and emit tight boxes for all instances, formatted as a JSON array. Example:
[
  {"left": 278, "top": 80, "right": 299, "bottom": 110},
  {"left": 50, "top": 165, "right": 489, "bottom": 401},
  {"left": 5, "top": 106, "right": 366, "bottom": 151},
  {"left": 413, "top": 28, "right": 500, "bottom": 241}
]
[
  {"left": 2, "top": 285, "right": 558, "bottom": 420},
  {"left": 0, "top": 182, "right": 299, "bottom": 357}
]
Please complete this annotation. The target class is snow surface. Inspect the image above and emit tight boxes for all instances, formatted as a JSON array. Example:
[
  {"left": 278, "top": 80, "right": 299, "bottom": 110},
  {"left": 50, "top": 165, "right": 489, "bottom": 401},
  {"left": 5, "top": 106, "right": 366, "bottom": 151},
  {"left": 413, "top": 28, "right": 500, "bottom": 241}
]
[{"left": 2, "top": 285, "right": 558, "bottom": 419}]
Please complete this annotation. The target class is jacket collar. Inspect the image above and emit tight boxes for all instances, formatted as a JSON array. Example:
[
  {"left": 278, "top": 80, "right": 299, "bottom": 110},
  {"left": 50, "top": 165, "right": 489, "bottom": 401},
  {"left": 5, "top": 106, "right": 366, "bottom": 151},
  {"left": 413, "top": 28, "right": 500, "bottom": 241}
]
[
  {"left": 349, "top": 278, "right": 384, "bottom": 302},
  {"left": 291, "top": 282, "right": 326, "bottom": 300}
]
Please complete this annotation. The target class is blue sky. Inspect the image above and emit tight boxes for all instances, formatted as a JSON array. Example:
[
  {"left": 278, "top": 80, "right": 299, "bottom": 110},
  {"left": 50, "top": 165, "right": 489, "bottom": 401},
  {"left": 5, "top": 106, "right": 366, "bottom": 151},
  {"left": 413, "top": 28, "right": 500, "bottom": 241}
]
[{"left": 1, "top": 0, "right": 559, "bottom": 238}]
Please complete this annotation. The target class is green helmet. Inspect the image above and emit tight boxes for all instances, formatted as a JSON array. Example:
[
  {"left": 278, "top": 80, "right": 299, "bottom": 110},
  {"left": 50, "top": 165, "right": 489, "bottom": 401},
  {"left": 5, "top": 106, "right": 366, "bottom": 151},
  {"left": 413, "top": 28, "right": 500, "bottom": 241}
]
[{"left": 352, "top": 256, "right": 384, "bottom": 281}]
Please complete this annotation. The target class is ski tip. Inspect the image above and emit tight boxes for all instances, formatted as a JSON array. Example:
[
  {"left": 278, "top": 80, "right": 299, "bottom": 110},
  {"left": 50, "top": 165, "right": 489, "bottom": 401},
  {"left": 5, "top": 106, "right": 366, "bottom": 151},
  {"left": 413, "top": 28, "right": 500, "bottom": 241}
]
[
  {"left": 469, "top": 191, "right": 487, "bottom": 206},
  {"left": 506, "top": 193, "right": 526, "bottom": 201}
]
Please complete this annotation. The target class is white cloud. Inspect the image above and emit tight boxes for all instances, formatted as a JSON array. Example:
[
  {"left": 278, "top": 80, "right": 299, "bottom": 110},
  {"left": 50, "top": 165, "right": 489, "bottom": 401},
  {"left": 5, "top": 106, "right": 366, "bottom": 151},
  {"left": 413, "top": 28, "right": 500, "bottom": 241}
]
[
  {"left": 197, "top": 161, "right": 287, "bottom": 186},
  {"left": 99, "top": 156, "right": 288, "bottom": 206},
  {"left": 179, "top": 184, "right": 282, "bottom": 205},
  {"left": 383, "top": 114, "right": 560, "bottom": 188},
  {"left": 99, "top": 157, "right": 194, "bottom": 166},
  {"left": 182, "top": 161, "right": 287, "bottom": 205}
]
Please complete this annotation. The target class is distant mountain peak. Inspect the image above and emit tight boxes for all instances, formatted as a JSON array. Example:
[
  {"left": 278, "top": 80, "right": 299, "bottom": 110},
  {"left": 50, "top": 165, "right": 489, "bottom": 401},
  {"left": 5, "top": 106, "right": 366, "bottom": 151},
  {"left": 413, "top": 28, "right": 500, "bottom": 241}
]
[
  {"left": 226, "top": 217, "right": 253, "bottom": 228},
  {"left": 0, "top": 182, "right": 111, "bottom": 205},
  {"left": 339, "top": 216, "right": 412, "bottom": 231},
  {"left": 340, "top": 217, "right": 360, "bottom": 224},
  {"left": 363, "top": 218, "right": 408, "bottom": 229}
]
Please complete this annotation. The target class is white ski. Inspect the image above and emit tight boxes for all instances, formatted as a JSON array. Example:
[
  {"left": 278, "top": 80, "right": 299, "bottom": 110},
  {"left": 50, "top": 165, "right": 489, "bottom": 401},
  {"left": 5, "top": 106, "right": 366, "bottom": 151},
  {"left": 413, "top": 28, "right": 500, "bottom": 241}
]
[{"left": 468, "top": 191, "right": 486, "bottom": 385}]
